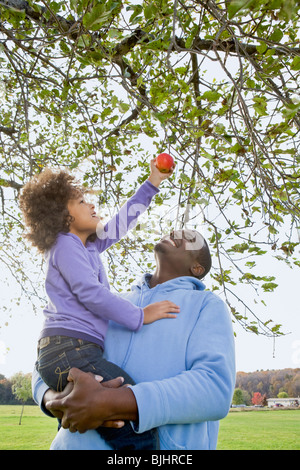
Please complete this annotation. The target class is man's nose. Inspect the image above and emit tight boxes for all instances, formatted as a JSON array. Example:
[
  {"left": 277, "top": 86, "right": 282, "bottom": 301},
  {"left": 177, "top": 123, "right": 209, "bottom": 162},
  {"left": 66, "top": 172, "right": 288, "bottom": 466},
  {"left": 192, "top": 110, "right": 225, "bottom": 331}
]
[{"left": 171, "top": 230, "right": 183, "bottom": 239}]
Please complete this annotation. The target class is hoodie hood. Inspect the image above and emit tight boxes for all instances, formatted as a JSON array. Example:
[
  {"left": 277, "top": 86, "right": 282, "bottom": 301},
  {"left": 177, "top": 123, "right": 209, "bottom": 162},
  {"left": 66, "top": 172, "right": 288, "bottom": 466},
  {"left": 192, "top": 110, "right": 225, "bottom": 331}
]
[{"left": 132, "top": 273, "right": 206, "bottom": 293}]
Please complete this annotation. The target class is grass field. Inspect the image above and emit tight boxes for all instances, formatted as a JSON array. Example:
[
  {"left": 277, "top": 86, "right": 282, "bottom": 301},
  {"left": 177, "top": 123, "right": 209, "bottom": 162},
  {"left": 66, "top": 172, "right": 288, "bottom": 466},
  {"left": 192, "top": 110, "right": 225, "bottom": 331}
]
[
  {"left": 0, "top": 405, "right": 57, "bottom": 450},
  {"left": 217, "top": 408, "right": 300, "bottom": 450},
  {"left": 0, "top": 405, "right": 299, "bottom": 450}
]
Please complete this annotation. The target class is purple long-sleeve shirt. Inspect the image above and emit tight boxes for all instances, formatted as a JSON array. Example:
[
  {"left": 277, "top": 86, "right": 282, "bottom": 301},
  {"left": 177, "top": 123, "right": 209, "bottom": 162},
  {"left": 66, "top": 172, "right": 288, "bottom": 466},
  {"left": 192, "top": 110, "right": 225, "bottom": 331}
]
[{"left": 40, "top": 180, "right": 159, "bottom": 348}]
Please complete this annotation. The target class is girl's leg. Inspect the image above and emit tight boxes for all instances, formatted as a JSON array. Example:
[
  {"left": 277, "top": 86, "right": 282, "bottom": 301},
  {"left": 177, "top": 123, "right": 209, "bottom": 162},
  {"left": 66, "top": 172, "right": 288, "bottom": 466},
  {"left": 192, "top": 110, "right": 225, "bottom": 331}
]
[
  {"left": 65, "top": 339, "right": 159, "bottom": 450},
  {"left": 37, "top": 336, "right": 158, "bottom": 450}
]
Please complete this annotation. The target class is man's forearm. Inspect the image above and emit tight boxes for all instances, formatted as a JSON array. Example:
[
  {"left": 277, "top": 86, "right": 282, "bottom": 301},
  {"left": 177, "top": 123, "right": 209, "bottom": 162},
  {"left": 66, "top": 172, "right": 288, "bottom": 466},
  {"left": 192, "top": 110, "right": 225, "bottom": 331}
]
[{"left": 99, "top": 386, "right": 138, "bottom": 422}]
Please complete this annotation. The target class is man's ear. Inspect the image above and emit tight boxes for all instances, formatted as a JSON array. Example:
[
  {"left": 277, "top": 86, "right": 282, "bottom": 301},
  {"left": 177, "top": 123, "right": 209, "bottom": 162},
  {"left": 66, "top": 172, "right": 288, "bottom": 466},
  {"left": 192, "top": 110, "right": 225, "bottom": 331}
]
[{"left": 191, "top": 263, "right": 205, "bottom": 278}]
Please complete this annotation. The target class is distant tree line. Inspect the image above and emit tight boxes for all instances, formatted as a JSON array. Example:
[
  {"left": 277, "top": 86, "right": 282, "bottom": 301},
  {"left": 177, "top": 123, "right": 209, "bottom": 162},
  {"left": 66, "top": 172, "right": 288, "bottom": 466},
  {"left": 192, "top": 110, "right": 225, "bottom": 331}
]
[
  {"left": 235, "top": 368, "right": 300, "bottom": 402},
  {"left": 1, "top": 368, "right": 300, "bottom": 405},
  {"left": 0, "top": 373, "right": 35, "bottom": 405}
]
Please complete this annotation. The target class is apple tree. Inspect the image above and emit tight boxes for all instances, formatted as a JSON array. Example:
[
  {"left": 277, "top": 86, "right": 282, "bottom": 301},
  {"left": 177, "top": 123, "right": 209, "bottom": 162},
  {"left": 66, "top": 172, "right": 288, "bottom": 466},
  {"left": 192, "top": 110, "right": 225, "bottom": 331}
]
[
  {"left": 11, "top": 372, "right": 32, "bottom": 423},
  {"left": 0, "top": 0, "right": 299, "bottom": 336}
]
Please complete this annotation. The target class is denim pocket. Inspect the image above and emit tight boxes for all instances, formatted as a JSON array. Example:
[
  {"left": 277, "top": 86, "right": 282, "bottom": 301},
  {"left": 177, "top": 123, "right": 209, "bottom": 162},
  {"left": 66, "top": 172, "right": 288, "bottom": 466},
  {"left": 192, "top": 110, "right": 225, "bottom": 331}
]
[
  {"left": 37, "top": 341, "right": 72, "bottom": 392},
  {"left": 38, "top": 351, "right": 71, "bottom": 391}
]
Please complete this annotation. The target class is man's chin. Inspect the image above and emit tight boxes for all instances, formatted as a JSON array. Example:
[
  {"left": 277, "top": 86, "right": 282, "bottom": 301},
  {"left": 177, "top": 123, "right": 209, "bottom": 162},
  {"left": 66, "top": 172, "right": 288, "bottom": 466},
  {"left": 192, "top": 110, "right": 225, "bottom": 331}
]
[{"left": 154, "top": 241, "right": 168, "bottom": 254}]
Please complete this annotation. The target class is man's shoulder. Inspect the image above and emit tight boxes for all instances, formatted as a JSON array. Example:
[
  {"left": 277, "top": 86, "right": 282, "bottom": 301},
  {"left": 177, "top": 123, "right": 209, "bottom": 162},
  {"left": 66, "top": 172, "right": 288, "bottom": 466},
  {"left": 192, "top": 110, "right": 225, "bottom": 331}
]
[
  {"left": 198, "top": 288, "right": 227, "bottom": 308},
  {"left": 179, "top": 287, "right": 227, "bottom": 317}
]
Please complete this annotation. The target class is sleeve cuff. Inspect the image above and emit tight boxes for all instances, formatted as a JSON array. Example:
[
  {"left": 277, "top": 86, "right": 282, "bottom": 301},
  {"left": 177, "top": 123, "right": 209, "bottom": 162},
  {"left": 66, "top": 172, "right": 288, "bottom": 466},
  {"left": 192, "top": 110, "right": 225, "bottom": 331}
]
[
  {"left": 135, "top": 307, "right": 144, "bottom": 332},
  {"left": 31, "top": 367, "right": 54, "bottom": 417},
  {"left": 128, "top": 381, "right": 167, "bottom": 433},
  {"left": 143, "top": 179, "right": 160, "bottom": 194}
]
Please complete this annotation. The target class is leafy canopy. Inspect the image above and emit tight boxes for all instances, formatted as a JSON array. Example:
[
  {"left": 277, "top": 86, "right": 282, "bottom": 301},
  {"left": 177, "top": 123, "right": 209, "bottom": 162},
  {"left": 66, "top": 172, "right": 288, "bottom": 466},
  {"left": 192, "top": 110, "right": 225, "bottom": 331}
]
[{"left": 0, "top": 0, "right": 299, "bottom": 336}]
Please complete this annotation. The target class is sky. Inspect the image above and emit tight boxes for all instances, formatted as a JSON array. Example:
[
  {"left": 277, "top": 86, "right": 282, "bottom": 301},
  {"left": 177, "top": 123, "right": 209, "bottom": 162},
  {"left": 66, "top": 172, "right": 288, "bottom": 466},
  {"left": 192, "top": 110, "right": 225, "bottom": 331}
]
[{"left": 0, "top": 238, "right": 300, "bottom": 379}]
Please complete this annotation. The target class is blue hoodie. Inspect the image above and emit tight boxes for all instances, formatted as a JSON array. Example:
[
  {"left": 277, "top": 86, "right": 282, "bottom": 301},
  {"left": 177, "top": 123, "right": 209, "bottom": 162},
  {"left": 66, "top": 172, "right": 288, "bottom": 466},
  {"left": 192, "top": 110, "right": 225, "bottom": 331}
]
[{"left": 33, "top": 273, "right": 236, "bottom": 450}]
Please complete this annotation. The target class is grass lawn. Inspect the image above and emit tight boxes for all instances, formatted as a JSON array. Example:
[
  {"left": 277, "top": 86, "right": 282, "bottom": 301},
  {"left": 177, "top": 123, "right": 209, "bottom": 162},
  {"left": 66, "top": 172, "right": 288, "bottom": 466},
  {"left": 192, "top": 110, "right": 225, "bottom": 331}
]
[
  {"left": 0, "top": 405, "right": 299, "bottom": 450},
  {"left": 217, "top": 409, "right": 300, "bottom": 450},
  {"left": 0, "top": 405, "right": 57, "bottom": 450}
]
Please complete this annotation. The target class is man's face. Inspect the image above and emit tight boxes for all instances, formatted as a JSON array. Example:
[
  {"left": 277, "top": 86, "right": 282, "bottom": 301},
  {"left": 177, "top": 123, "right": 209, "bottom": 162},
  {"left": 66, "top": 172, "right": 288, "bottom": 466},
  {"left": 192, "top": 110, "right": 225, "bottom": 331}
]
[
  {"left": 154, "top": 229, "right": 207, "bottom": 279},
  {"left": 157, "top": 229, "right": 205, "bottom": 253}
]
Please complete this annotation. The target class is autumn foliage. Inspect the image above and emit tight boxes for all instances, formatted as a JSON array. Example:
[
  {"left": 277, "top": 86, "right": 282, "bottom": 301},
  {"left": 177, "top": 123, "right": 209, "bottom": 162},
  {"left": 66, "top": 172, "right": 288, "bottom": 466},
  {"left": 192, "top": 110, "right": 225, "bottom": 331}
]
[{"left": 236, "top": 368, "right": 300, "bottom": 399}]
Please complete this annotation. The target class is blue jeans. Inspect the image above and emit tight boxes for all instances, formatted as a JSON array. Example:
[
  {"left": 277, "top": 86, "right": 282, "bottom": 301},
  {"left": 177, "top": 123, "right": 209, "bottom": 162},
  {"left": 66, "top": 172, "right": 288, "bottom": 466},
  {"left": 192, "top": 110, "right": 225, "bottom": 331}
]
[{"left": 36, "top": 335, "right": 158, "bottom": 450}]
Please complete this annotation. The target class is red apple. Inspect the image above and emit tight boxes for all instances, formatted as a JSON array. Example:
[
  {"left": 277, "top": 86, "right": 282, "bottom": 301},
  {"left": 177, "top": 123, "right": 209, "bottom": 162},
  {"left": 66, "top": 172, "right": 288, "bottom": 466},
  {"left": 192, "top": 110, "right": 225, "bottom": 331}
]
[{"left": 155, "top": 153, "right": 174, "bottom": 173}]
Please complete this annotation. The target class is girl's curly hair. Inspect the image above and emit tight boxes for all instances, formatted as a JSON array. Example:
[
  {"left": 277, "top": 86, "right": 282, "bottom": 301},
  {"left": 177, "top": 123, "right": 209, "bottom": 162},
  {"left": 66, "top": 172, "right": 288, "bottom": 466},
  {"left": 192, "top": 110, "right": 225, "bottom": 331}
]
[{"left": 19, "top": 168, "right": 84, "bottom": 253}]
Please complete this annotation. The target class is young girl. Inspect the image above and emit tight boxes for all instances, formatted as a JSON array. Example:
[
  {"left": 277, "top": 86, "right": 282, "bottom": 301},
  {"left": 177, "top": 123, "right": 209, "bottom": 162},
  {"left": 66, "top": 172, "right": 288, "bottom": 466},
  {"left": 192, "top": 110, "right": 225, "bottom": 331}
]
[{"left": 19, "top": 160, "right": 179, "bottom": 450}]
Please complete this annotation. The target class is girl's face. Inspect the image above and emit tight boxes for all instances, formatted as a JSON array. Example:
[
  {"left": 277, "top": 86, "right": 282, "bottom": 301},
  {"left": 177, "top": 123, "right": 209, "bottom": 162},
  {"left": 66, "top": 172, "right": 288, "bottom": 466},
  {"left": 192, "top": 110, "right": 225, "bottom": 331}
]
[{"left": 67, "top": 194, "right": 100, "bottom": 244}]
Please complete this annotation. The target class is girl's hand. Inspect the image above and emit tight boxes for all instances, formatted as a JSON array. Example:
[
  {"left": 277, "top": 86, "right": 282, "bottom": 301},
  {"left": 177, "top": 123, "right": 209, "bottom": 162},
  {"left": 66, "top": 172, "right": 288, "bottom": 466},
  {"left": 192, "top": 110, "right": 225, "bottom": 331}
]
[
  {"left": 143, "top": 301, "right": 180, "bottom": 324},
  {"left": 148, "top": 158, "right": 175, "bottom": 187}
]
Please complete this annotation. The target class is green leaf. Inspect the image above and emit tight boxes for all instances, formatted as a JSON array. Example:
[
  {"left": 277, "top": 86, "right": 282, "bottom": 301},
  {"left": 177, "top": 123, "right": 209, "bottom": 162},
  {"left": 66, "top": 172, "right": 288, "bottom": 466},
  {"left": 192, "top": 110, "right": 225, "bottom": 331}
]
[
  {"left": 268, "top": 225, "right": 278, "bottom": 235},
  {"left": 201, "top": 91, "right": 221, "bottom": 102},
  {"left": 291, "top": 56, "right": 300, "bottom": 71},
  {"left": 256, "top": 42, "right": 268, "bottom": 54},
  {"left": 118, "top": 102, "right": 130, "bottom": 113},
  {"left": 269, "top": 28, "right": 284, "bottom": 43},
  {"left": 185, "top": 35, "right": 194, "bottom": 49},
  {"left": 82, "top": 2, "right": 119, "bottom": 30},
  {"left": 262, "top": 282, "right": 278, "bottom": 292},
  {"left": 175, "top": 67, "right": 188, "bottom": 75},
  {"left": 129, "top": 4, "right": 143, "bottom": 23},
  {"left": 253, "top": 96, "right": 268, "bottom": 116},
  {"left": 144, "top": 3, "right": 158, "bottom": 20},
  {"left": 227, "top": 0, "right": 254, "bottom": 19}
]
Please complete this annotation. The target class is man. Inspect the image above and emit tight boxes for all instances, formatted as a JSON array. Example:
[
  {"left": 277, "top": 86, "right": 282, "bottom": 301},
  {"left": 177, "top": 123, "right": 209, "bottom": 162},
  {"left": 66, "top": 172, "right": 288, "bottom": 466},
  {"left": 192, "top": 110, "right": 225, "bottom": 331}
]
[{"left": 33, "top": 229, "right": 236, "bottom": 450}]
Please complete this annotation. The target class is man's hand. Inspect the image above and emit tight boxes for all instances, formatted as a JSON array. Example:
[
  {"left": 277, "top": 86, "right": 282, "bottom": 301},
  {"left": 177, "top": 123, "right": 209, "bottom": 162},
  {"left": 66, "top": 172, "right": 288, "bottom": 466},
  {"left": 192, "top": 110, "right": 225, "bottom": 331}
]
[
  {"left": 43, "top": 380, "right": 74, "bottom": 420},
  {"left": 148, "top": 158, "right": 175, "bottom": 187},
  {"left": 45, "top": 368, "right": 137, "bottom": 433}
]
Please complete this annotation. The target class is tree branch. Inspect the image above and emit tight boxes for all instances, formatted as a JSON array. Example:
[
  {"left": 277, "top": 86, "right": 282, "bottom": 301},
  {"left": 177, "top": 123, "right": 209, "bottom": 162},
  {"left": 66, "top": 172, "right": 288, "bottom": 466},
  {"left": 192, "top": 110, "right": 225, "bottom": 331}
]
[
  {"left": 0, "top": 178, "right": 22, "bottom": 190},
  {"left": 0, "top": 126, "right": 17, "bottom": 136},
  {"left": 174, "top": 36, "right": 300, "bottom": 58},
  {"left": 1, "top": 0, "right": 299, "bottom": 59}
]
